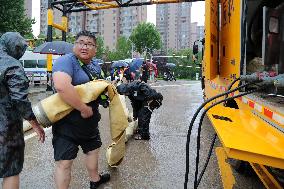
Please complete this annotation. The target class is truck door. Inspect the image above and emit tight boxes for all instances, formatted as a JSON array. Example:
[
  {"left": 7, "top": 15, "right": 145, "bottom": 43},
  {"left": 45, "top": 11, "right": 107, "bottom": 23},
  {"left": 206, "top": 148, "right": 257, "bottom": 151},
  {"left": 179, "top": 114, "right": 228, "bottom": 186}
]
[{"left": 204, "top": 0, "right": 219, "bottom": 80}]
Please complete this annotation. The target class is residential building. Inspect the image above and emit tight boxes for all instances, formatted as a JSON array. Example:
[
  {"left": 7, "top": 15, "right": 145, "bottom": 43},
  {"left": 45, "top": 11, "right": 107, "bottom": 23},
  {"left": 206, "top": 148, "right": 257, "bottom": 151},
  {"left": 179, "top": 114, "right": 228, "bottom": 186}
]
[
  {"left": 98, "top": 9, "right": 120, "bottom": 50},
  {"left": 24, "top": 0, "right": 33, "bottom": 19},
  {"left": 39, "top": 1, "right": 146, "bottom": 49},
  {"left": 190, "top": 23, "right": 204, "bottom": 49},
  {"left": 197, "top": 25, "right": 204, "bottom": 41},
  {"left": 156, "top": 2, "right": 192, "bottom": 51},
  {"left": 40, "top": 0, "right": 62, "bottom": 35},
  {"left": 67, "top": 5, "right": 146, "bottom": 50},
  {"left": 68, "top": 12, "right": 86, "bottom": 34},
  {"left": 100, "top": 6, "right": 147, "bottom": 49},
  {"left": 190, "top": 22, "right": 198, "bottom": 47}
]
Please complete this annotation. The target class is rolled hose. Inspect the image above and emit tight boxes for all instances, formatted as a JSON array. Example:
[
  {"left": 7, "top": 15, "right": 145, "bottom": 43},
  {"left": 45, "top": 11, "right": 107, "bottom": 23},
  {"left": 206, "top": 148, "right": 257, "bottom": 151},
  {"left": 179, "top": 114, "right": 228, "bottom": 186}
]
[{"left": 32, "top": 80, "right": 116, "bottom": 127}]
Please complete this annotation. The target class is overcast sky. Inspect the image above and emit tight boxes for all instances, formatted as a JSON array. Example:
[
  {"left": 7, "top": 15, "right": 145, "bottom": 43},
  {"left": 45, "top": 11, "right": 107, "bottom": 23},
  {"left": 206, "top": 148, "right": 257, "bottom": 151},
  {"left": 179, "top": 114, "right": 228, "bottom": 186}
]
[{"left": 32, "top": 1, "right": 205, "bottom": 37}]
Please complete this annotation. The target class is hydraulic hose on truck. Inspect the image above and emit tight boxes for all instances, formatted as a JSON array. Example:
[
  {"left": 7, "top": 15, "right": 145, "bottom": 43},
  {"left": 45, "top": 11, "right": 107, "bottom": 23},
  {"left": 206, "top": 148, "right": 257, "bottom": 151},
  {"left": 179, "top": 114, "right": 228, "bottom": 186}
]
[{"left": 184, "top": 78, "right": 262, "bottom": 189}]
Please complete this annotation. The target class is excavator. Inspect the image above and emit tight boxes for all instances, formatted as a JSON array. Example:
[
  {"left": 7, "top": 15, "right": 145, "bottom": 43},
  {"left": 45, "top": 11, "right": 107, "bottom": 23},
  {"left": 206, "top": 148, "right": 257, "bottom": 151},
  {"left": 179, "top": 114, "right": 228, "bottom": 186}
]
[{"left": 43, "top": 0, "right": 284, "bottom": 188}]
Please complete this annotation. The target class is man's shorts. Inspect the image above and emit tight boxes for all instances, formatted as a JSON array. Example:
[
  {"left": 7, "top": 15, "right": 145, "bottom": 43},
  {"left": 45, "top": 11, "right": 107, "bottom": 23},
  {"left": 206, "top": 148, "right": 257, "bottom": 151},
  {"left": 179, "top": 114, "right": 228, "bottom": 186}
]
[{"left": 52, "top": 134, "right": 102, "bottom": 161}]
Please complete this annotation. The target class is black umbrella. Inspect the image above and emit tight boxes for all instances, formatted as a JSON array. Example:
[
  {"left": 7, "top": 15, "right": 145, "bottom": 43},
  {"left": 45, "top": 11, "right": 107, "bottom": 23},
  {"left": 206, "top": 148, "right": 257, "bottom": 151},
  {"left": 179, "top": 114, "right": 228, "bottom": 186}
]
[
  {"left": 166, "top": 63, "right": 176, "bottom": 68},
  {"left": 111, "top": 61, "right": 128, "bottom": 68},
  {"left": 33, "top": 41, "right": 73, "bottom": 55}
]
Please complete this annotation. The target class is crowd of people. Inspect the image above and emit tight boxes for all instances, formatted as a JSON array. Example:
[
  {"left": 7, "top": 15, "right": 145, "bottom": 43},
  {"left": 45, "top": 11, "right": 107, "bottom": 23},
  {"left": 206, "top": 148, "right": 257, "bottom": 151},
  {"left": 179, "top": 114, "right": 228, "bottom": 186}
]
[
  {"left": 0, "top": 30, "right": 163, "bottom": 189},
  {"left": 110, "top": 59, "right": 158, "bottom": 83}
]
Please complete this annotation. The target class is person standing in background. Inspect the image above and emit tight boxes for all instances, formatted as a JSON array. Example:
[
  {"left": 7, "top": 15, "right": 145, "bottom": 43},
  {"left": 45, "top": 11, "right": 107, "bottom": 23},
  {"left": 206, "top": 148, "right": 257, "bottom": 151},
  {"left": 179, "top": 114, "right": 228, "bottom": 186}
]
[{"left": 140, "top": 61, "right": 149, "bottom": 83}]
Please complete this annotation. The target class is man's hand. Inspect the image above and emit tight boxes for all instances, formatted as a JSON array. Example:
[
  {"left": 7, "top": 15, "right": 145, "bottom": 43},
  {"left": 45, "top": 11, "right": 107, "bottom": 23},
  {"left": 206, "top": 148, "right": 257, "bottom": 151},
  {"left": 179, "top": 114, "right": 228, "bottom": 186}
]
[
  {"left": 28, "top": 120, "right": 45, "bottom": 143},
  {"left": 54, "top": 72, "right": 93, "bottom": 116},
  {"left": 79, "top": 104, "right": 93, "bottom": 118}
]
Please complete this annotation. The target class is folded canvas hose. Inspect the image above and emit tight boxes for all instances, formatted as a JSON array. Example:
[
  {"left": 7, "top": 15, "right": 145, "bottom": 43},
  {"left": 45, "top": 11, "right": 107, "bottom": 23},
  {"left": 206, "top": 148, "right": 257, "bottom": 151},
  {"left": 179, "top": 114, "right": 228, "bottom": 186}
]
[
  {"left": 32, "top": 80, "right": 129, "bottom": 167},
  {"left": 117, "top": 91, "right": 138, "bottom": 143}
]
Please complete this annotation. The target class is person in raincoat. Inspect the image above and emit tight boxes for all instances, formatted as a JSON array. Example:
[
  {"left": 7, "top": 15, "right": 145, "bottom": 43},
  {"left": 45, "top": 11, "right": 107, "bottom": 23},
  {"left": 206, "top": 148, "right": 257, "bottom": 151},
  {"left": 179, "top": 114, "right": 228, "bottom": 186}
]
[
  {"left": 116, "top": 81, "right": 163, "bottom": 140},
  {"left": 0, "top": 32, "right": 45, "bottom": 189},
  {"left": 140, "top": 61, "right": 149, "bottom": 83}
]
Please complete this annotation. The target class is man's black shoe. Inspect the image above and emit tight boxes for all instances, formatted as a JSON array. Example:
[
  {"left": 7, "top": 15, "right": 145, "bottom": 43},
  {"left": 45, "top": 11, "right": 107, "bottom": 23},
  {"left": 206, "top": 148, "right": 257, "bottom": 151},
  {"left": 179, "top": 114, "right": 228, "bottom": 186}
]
[{"left": 90, "top": 173, "right": 110, "bottom": 189}]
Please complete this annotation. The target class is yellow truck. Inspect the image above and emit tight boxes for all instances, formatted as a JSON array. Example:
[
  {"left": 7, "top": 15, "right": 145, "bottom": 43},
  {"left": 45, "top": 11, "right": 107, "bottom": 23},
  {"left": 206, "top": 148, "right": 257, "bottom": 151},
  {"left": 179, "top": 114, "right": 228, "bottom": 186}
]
[{"left": 195, "top": 0, "right": 284, "bottom": 188}]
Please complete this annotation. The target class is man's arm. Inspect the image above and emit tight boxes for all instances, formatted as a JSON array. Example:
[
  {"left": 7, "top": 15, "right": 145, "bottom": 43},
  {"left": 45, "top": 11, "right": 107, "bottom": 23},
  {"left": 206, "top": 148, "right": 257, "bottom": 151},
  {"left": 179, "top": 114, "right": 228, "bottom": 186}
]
[{"left": 53, "top": 71, "right": 93, "bottom": 118}]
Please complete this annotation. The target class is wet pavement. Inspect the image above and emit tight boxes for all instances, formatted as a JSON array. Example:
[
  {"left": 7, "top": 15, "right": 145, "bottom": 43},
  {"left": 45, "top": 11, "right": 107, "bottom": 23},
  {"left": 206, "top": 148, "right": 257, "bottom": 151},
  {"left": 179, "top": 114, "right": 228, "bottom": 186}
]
[{"left": 7, "top": 80, "right": 264, "bottom": 189}]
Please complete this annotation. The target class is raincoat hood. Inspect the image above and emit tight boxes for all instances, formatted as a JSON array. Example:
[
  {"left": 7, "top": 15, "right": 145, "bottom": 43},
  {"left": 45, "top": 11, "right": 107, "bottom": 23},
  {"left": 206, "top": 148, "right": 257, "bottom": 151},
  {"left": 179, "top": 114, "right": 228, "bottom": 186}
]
[{"left": 0, "top": 32, "right": 27, "bottom": 60}]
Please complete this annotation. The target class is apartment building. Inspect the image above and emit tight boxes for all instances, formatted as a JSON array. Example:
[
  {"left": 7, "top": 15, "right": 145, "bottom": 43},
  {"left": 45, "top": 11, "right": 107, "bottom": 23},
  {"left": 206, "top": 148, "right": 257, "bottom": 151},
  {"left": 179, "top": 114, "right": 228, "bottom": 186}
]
[
  {"left": 40, "top": 1, "right": 146, "bottom": 49},
  {"left": 190, "top": 22, "right": 204, "bottom": 50},
  {"left": 190, "top": 22, "right": 198, "bottom": 47},
  {"left": 24, "top": 0, "right": 33, "bottom": 19},
  {"left": 156, "top": 3, "right": 192, "bottom": 51},
  {"left": 68, "top": 6, "right": 146, "bottom": 50},
  {"left": 197, "top": 25, "right": 204, "bottom": 41},
  {"left": 40, "top": 0, "right": 63, "bottom": 35},
  {"left": 100, "top": 6, "right": 147, "bottom": 49}
]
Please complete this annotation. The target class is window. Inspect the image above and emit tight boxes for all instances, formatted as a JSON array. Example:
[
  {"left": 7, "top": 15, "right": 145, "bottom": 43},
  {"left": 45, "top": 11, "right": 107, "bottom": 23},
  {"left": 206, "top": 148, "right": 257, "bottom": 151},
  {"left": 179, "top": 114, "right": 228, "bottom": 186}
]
[
  {"left": 38, "top": 60, "right": 47, "bottom": 68},
  {"left": 23, "top": 60, "right": 37, "bottom": 68}
]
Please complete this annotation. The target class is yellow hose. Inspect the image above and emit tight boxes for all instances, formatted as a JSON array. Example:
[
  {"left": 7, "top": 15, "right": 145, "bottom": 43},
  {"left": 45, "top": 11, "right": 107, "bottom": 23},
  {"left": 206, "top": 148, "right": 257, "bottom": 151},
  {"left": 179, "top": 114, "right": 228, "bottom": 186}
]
[{"left": 32, "top": 80, "right": 129, "bottom": 167}]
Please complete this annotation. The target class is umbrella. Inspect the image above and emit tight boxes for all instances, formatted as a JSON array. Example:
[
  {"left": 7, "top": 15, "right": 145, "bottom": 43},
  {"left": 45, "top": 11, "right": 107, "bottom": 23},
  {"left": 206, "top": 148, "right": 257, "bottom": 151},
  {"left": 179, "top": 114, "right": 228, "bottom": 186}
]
[
  {"left": 129, "top": 58, "right": 144, "bottom": 72},
  {"left": 92, "top": 58, "right": 104, "bottom": 65},
  {"left": 165, "top": 63, "right": 176, "bottom": 68},
  {"left": 33, "top": 41, "right": 73, "bottom": 55},
  {"left": 111, "top": 60, "right": 128, "bottom": 68}
]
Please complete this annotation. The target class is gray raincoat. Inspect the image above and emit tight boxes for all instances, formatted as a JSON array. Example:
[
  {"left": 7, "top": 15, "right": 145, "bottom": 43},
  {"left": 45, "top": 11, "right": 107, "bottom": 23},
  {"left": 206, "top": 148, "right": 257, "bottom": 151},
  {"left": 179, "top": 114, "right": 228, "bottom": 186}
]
[{"left": 0, "top": 32, "right": 35, "bottom": 177}]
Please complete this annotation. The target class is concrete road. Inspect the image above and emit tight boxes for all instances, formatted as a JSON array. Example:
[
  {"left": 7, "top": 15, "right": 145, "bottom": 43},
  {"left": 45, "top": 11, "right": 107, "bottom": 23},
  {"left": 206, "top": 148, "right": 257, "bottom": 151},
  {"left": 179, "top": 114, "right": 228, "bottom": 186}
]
[{"left": 3, "top": 80, "right": 264, "bottom": 189}]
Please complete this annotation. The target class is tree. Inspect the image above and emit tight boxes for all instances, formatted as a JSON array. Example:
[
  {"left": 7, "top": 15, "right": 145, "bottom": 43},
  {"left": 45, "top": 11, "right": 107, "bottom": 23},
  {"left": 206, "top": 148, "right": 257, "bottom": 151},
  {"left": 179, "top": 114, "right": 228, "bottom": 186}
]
[
  {"left": 66, "top": 33, "right": 76, "bottom": 44},
  {"left": 129, "top": 22, "right": 162, "bottom": 59},
  {"left": 103, "top": 36, "right": 132, "bottom": 62},
  {"left": 166, "top": 48, "right": 201, "bottom": 79},
  {"left": 96, "top": 36, "right": 105, "bottom": 59},
  {"left": 0, "top": 0, "right": 35, "bottom": 36},
  {"left": 105, "top": 49, "right": 120, "bottom": 62},
  {"left": 32, "top": 33, "right": 46, "bottom": 47},
  {"left": 116, "top": 36, "right": 132, "bottom": 59},
  {"left": 167, "top": 48, "right": 193, "bottom": 66}
]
